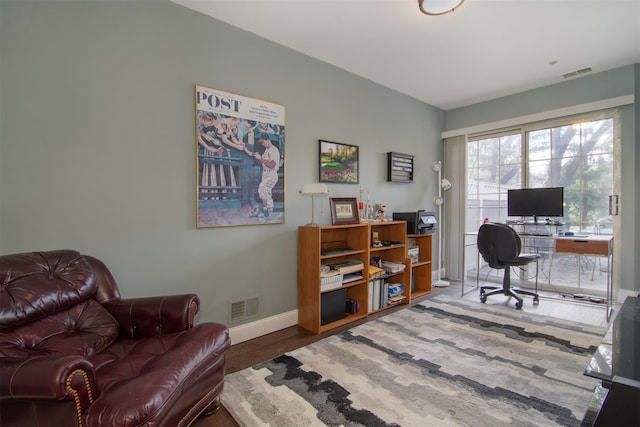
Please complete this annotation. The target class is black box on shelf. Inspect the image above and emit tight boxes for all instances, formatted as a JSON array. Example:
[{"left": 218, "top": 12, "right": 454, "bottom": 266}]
[{"left": 321, "top": 288, "right": 347, "bottom": 325}]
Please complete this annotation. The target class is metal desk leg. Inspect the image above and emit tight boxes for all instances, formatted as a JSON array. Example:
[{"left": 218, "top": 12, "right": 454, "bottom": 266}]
[
  {"left": 461, "top": 234, "right": 480, "bottom": 297},
  {"left": 606, "top": 253, "right": 613, "bottom": 322}
]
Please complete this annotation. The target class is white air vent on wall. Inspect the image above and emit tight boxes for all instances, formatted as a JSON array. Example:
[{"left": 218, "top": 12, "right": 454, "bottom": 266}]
[
  {"left": 562, "top": 67, "right": 593, "bottom": 79},
  {"left": 229, "top": 297, "right": 259, "bottom": 323}
]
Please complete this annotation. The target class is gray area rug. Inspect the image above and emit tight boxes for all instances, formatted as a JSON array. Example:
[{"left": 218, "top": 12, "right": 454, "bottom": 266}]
[{"left": 222, "top": 295, "right": 605, "bottom": 427}]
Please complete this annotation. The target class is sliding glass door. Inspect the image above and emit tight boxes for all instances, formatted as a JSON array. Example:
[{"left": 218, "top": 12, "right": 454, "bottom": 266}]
[{"left": 465, "top": 112, "right": 619, "bottom": 297}]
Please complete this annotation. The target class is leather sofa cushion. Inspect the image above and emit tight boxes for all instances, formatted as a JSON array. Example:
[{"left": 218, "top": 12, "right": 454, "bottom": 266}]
[
  {"left": 0, "top": 250, "right": 97, "bottom": 329},
  {"left": 86, "top": 323, "right": 228, "bottom": 425},
  {"left": 0, "top": 299, "right": 120, "bottom": 359}
]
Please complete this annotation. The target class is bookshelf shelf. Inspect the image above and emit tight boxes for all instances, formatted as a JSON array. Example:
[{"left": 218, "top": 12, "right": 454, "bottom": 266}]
[
  {"left": 408, "top": 233, "right": 433, "bottom": 298},
  {"left": 298, "top": 221, "right": 430, "bottom": 334},
  {"left": 320, "top": 249, "right": 366, "bottom": 260}
]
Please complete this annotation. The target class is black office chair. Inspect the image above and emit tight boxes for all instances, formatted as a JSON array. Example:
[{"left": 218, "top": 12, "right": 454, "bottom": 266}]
[{"left": 477, "top": 222, "right": 540, "bottom": 309}]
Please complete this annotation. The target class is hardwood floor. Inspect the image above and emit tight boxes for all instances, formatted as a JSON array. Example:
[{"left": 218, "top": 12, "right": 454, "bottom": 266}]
[{"left": 193, "top": 282, "right": 614, "bottom": 427}]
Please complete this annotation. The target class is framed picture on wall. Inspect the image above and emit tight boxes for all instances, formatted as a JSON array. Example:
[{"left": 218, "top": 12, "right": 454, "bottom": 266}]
[
  {"left": 329, "top": 197, "right": 360, "bottom": 225},
  {"left": 195, "top": 85, "right": 285, "bottom": 228},
  {"left": 319, "top": 140, "right": 359, "bottom": 184}
]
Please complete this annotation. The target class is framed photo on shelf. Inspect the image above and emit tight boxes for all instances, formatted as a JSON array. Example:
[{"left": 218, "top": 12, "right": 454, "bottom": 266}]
[
  {"left": 329, "top": 197, "right": 360, "bottom": 225},
  {"left": 319, "top": 140, "right": 359, "bottom": 184}
]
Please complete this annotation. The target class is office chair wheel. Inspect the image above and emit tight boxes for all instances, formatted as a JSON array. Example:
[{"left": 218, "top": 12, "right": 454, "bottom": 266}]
[
  {"left": 515, "top": 301, "right": 523, "bottom": 309},
  {"left": 533, "top": 295, "right": 540, "bottom": 304},
  {"left": 480, "top": 294, "right": 487, "bottom": 303}
]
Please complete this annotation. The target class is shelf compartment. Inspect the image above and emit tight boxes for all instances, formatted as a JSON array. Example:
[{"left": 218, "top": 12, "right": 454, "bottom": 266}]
[
  {"left": 318, "top": 312, "right": 367, "bottom": 333},
  {"left": 408, "top": 234, "right": 433, "bottom": 297},
  {"left": 320, "top": 249, "right": 366, "bottom": 260},
  {"left": 370, "top": 244, "right": 405, "bottom": 253}
]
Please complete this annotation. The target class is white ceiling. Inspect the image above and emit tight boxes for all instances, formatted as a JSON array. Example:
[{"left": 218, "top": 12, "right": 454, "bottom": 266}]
[{"left": 172, "top": 0, "right": 640, "bottom": 110}]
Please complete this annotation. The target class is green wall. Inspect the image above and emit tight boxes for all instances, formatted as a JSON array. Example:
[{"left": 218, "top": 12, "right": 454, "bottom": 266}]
[
  {"left": 0, "top": 0, "right": 444, "bottom": 326},
  {"left": 446, "top": 64, "right": 639, "bottom": 294},
  {"left": 2, "top": 1, "right": 637, "bottom": 331}
]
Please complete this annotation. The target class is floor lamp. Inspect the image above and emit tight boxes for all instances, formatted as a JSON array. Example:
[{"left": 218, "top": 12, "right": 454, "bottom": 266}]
[
  {"left": 432, "top": 161, "right": 452, "bottom": 287},
  {"left": 299, "top": 183, "right": 329, "bottom": 226}
]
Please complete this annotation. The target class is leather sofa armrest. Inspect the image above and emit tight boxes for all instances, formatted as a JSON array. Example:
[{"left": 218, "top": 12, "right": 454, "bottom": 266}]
[
  {"left": 104, "top": 294, "right": 200, "bottom": 339},
  {"left": 0, "top": 355, "right": 96, "bottom": 401}
]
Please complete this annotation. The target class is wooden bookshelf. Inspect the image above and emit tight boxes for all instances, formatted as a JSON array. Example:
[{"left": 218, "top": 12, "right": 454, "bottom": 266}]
[
  {"left": 298, "top": 224, "right": 369, "bottom": 334},
  {"left": 298, "top": 221, "right": 428, "bottom": 334}
]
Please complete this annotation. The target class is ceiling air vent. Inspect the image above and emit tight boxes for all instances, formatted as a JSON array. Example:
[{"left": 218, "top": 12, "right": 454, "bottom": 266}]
[{"left": 562, "top": 66, "right": 592, "bottom": 79}]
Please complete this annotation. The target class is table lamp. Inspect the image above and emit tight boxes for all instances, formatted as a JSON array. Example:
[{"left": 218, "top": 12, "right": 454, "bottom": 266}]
[{"left": 299, "top": 183, "right": 329, "bottom": 226}]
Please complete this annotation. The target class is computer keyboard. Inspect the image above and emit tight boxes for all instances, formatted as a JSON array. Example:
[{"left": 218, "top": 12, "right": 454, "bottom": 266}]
[{"left": 519, "top": 232, "right": 552, "bottom": 237}]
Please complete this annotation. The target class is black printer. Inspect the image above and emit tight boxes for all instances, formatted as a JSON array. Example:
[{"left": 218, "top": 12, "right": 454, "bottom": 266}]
[{"left": 393, "top": 210, "right": 438, "bottom": 235}]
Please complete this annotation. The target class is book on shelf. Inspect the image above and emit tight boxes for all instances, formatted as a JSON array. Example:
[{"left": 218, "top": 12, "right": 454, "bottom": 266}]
[
  {"left": 382, "top": 282, "right": 389, "bottom": 309},
  {"left": 387, "top": 283, "right": 404, "bottom": 296},
  {"left": 387, "top": 283, "right": 405, "bottom": 305},
  {"left": 326, "top": 259, "right": 364, "bottom": 275},
  {"left": 342, "top": 273, "right": 364, "bottom": 284},
  {"left": 388, "top": 294, "right": 405, "bottom": 305},
  {"left": 346, "top": 298, "right": 359, "bottom": 314},
  {"left": 368, "top": 277, "right": 390, "bottom": 311},
  {"left": 372, "top": 279, "right": 381, "bottom": 311},
  {"left": 368, "top": 278, "right": 381, "bottom": 312}
]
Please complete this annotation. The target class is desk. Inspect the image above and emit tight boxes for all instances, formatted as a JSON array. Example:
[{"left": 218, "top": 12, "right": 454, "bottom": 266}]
[
  {"left": 462, "top": 231, "right": 614, "bottom": 320},
  {"left": 554, "top": 234, "right": 613, "bottom": 320},
  {"left": 582, "top": 297, "right": 640, "bottom": 425},
  {"left": 585, "top": 296, "right": 639, "bottom": 384}
]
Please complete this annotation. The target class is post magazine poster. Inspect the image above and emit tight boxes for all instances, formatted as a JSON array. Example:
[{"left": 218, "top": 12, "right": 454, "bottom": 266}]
[{"left": 195, "top": 85, "right": 285, "bottom": 227}]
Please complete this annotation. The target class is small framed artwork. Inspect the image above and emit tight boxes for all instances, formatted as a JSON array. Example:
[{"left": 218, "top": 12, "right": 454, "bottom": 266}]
[
  {"left": 330, "top": 197, "right": 360, "bottom": 225},
  {"left": 319, "top": 140, "right": 359, "bottom": 184}
]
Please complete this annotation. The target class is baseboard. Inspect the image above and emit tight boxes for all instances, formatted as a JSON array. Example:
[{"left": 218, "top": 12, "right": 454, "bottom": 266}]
[
  {"left": 229, "top": 309, "right": 298, "bottom": 344},
  {"left": 232, "top": 270, "right": 441, "bottom": 344},
  {"left": 228, "top": 282, "right": 635, "bottom": 344}
]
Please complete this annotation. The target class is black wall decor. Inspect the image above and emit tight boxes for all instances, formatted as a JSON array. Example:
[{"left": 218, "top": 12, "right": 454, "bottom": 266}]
[{"left": 387, "top": 152, "right": 414, "bottom": 182}]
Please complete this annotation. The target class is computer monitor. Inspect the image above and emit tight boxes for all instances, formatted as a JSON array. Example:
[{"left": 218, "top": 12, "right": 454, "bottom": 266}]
[{"left": 507, "top": 187, "right": 564, "bottom": 222}]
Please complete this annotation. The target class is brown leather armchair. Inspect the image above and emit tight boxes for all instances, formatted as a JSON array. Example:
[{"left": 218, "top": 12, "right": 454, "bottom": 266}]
[{"left": 0, "top": 250, "right": 231, "bottom": 427}]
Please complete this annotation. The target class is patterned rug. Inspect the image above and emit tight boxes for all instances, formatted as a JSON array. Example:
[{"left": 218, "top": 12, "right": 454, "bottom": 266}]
[{"left": 221, "top": 295, "right": 606, "bottom": 427}]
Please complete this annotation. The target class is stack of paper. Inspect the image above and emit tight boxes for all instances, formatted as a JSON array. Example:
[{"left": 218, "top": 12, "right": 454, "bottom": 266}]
[
  {"left": 326, "top": 259, "right": 364, "bottom": 275},
  {"left": 381, "top": 260, "right": 405, "bottom": 274}
]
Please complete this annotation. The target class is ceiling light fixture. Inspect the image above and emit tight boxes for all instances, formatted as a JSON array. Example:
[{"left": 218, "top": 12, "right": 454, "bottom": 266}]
[{"left": 418, "top": 0, "right": 465, "bottom": 16}]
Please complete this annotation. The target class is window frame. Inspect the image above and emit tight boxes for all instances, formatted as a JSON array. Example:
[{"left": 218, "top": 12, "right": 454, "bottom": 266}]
[{"left": 466, "top": 110, "right": 619, "bottom": 233}]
